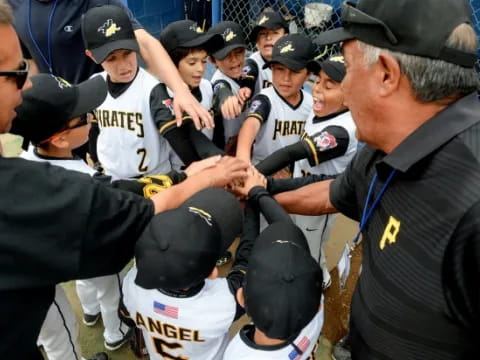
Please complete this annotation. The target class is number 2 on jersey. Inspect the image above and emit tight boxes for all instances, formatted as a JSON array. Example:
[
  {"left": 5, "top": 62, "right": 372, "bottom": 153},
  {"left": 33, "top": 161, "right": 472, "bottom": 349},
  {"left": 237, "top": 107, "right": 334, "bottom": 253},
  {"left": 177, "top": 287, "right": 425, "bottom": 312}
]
[
  {"left": 137, "top": 148, "right": 148, "bottom": 173},
  {"left": 152, "top": 337, "right": 189, "bottom": 360}
]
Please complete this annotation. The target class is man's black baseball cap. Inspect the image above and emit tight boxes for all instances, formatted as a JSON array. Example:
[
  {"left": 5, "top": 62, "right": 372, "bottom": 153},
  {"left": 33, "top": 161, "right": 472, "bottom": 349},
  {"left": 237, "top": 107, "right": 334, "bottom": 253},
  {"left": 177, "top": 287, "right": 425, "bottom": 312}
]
[
  {"left": 160, "top": 20, "right": 224, "bottom": 55},
  {"left": 134, "top": 188, "right": 243, "bottom": 291},
  {"left": 244, "top": 223, "right": 323, "bottom": 340},
  {"left": 208, "top": 21, "right": 247, "bottom": 60},
  {"left": 263, "top": 34, "right": 316, "bottom": 72},
  {"left": 307, "top": 54, "right": 346, "bottom": 82},
  {"left": 315, "top": 0, "right": 477, "bottom": 68},
  {"left": 249, "top": 10, "right": 289, "bottom": 44},
  {"left": 81, "top": 5, "right": 139, "bottom": 63},
  {"left": 12, "top": 74, "right": 107, "bottom": 145}
]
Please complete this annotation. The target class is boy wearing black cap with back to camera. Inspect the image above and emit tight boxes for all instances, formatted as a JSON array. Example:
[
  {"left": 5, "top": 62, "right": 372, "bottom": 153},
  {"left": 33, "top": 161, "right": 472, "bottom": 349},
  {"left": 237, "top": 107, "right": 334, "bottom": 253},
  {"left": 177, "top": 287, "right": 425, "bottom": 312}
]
[
  {"left": 157, "top": 19, "right": 225, "bottom": 167},
  {"left": 224, "top": 169, "right": 324, "bottom": 359},
  {"left": 120, "top": 187, "right": 259, "bottom": 359},
  {"left": 82, "top": 5, "right": 174, "bottom": 180},
  {"left": 236, "top": 34, "right": 314, "bottom": 168},
  {"left": 207, "top": 21, "right": 259, "bottom": 153},
  {"left": 248, "top": 10, "right": 289, "bottom": 93}
]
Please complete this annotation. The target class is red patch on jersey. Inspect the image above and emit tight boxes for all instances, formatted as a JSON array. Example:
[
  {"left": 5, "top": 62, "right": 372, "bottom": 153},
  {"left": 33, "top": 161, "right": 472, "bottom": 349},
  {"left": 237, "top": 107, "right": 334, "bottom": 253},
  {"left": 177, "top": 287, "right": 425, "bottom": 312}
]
[
  {"left": 314, "top": 131, "right": 338, "bottom": 151},
  {"left": 162, "top": 99, "right": 175, "bottom": 115}
]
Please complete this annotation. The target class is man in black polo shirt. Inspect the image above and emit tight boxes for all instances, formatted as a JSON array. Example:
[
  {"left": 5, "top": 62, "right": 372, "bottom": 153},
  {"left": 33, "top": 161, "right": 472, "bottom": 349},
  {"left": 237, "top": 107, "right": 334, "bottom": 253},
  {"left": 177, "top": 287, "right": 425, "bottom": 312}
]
[
  {"left": 0, "top": 3, "right": 248, "bottom": 358},
  {"left": 270, "top": 0, "right": 480, "bottom": 359},
  {"left": 7, "top": 0, "right": 213, "bottom": 129}
]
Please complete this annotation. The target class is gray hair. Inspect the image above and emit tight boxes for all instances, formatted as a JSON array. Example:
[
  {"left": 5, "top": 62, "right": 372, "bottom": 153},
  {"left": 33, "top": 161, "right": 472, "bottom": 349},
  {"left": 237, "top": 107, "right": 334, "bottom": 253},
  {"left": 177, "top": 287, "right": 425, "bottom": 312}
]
[
  {"left": 358, "top": 23, "right": 479, "bottom": 102},
  {"left": 0, "top": 0, "right": 13, "bottom": 26}
]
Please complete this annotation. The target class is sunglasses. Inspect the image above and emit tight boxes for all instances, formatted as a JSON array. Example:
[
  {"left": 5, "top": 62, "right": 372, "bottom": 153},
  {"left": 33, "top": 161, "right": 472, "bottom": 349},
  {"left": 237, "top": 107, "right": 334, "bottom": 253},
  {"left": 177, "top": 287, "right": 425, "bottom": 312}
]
[
  {"left": 342, "top": 1, "right": 398, "bottom": 45},
  {"left": 63, "top": 112, "right": 93, "bottom": 131},
  {"left": 0, "top": 60, "right": 29, "bottom": 89}
]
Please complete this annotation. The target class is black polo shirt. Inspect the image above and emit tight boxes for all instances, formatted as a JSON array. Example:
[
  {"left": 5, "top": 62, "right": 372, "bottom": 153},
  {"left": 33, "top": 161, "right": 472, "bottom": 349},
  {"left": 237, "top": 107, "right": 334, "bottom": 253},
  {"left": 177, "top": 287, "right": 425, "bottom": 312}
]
[
  {"left": 330, "top": 92, "right": 480, "bottom": 359},
  {"left": 8, "top": 0, "right": 142, "bottom": 84},
  {"left": 0, "top": 156, "right": 154, "bottom": 358}
]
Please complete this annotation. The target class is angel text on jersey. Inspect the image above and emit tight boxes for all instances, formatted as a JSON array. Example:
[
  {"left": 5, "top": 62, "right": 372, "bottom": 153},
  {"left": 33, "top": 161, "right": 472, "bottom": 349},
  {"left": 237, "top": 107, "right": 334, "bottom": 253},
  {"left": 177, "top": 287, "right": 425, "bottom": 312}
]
[
  {"left": 273, "top": 119, "right": 306, "bottom": 140},
  {"left": 93, "top": 109, "right": 145, "bottom": 138},
  {"left": 135, "top": 312, "right": 206, "bottom": 342}
]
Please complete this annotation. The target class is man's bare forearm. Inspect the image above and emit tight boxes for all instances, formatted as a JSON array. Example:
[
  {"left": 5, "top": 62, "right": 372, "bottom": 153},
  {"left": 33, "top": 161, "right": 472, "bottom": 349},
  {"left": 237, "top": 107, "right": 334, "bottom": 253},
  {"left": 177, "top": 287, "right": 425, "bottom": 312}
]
[{"left": 274, "top": 179, "right": 337, "bottom": 216}]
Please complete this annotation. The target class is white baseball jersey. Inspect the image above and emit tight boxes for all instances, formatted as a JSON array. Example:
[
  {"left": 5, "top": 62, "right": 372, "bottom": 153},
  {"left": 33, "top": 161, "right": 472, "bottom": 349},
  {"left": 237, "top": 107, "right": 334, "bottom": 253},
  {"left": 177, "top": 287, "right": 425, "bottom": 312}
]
[
  {"left": 294, "top": 111, "right": 357, "bottom": 177},
  {"left": 223, "top": 309, "right": 324, "bottom": 360},
  {"left": 199, "top": 78, "right": 214, "bottom": 140},
  {"left": 21, "top": 147, "right": 97, "bottom": 175},
  {"left": 293, "top": 111, "right": 357, "bottom": 285},
  {"left": 93, "top": 68, "right": 172, "bottom": 180},
  {"left": 248, "top": 86, "right": 312, "bottom": 164},
  {"left": 249, "top": 51, "right": 273, "bottom": 95},
  {"left": 123, "top": 267, "right": 237, "bottom": 360},
  {"left": 211, "top": 69, "right": 247, "bottom": 144}
]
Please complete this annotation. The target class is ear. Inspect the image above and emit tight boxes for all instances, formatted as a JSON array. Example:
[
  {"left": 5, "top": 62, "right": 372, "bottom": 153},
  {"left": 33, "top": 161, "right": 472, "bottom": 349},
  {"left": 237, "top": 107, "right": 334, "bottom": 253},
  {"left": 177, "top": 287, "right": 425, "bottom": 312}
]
[
  {"left": 207, "top": 267, "right": 219, "bottom": 280},
  {"left": 376, "top": 53, "right": 401, "bottom": 97},
  {"left": 236, "top": 287, "right": 245, "bottom": 309},
  {"left": 49, "top": 132, "right": 70, "bottom": 149},
  {"left": 85, "top": 49, "right": 99, "bottom": 64}
]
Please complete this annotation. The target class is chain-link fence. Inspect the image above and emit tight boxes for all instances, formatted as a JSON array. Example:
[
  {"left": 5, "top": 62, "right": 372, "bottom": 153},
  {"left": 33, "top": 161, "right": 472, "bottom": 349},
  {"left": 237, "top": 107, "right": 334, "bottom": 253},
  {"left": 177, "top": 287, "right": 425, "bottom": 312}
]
[{"left": 221, "top": 0, "right": 480, "bottom": 64}]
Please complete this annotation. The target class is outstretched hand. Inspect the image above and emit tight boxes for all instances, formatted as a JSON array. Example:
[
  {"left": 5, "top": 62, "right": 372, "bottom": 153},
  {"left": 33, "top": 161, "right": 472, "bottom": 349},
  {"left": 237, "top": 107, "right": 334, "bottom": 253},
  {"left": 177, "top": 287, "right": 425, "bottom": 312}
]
[
  {"left": 206, "top": 156, "right": 249, "bottom": 188},
  {"left": 173, "top": 86, "right": 214, "bottom": 130},
  {"left": 231, "top": 165, "right": 267, "bottom": 198},
  {"left": 184, "top": 155, "right": 221, "bottom": 177}
]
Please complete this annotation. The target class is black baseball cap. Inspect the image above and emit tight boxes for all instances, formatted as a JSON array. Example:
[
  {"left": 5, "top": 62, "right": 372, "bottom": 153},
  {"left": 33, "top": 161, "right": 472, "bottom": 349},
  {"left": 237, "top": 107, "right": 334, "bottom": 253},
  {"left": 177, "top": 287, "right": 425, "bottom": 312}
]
[
  {"left": 208, "top": 21, "right": 247, "bottom": 60},
  {"left": 249, "top": 10, "right": 289, "bottom": 44},
  {"left": 160, "top": 20, "right": 224, "bottom": 55},
  {"left": 263, "top": 34, "right": 316, "bottom": 71},
  {"left": 307, "top": 54, "right": 346, "bottom": 82},
  {"left": 315, "top": 0, "right": 477, "bottom": 68},
  {"left": 134, "top": 188, "right": 243, "bottom": 291},
  {"left": 81, "top": 5, "right": 139, "bottom": 63},
  {"left": 244, "top": 223, "right": 323, "bottom": 340},
  {"left": 12, "top": 74, "right": 107, "bottom": 145}
]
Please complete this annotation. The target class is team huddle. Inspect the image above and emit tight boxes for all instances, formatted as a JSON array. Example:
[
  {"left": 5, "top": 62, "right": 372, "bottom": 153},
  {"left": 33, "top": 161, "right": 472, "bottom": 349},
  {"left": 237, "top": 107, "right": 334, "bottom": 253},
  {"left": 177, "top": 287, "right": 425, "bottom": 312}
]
[
  {"left": 3, "top": 0, "right": 479, "bottom": 359},
  {"left": 10, "top": 3, "right": 357, "bottom": 360}
]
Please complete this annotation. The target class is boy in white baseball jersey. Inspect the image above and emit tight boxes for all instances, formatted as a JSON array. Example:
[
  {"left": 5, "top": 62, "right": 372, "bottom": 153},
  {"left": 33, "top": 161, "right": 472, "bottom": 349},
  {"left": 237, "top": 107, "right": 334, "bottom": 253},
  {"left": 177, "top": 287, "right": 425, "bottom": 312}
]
[
  {"left": 120, "top": 187, "right": 256, "bottom": 360},
  {"left": 15, "top": 74, "right": 110, "bottom": 360},
  {"left": 248, "top": 10, "right": 289, "bottom": 94},
  {"left": 292, "top": 55, "right": 357, "bottom": 284},
  {"left": 236, "top": 34, "right": 315, "bottom": 165},
  {"left": 82, "top": 5, "right": 172, "bottom": 179},
  {"left": 224, "top": 182, "right": 324, "bottom": 359},
  {"left": 157, "top": 20, "right": 225, "bottom": 167},
  {"left": 207, "top": 21, "right": 258, "bottom": 153}
]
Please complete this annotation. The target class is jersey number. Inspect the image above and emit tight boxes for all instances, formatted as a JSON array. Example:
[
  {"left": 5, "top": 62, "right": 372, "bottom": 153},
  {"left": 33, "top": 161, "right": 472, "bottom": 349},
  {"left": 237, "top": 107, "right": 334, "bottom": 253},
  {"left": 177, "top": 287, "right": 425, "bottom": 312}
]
[
  {"left": 137, "top": 148, "right": 148, "bottom": 173},
  {"left": 152, "top": 337, "right": 189, "bottom": 360}
]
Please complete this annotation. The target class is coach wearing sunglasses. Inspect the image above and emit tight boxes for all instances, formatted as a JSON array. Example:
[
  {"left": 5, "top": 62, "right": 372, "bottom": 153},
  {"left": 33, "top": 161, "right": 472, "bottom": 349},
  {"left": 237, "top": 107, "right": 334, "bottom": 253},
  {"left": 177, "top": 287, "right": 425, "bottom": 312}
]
[{"left": 0, "top": 2, "right": 249, "bottom": 358}]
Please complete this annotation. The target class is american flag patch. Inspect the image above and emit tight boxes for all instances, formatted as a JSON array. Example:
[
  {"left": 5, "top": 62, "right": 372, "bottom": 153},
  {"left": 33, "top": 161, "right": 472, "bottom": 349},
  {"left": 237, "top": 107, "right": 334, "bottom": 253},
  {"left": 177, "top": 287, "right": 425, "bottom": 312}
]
[
  {"left": 153, "top": 301, "right": 178, "bottom": 319},
  {"left": 288, "top": 336, "right": 311, "bottom": 360}
]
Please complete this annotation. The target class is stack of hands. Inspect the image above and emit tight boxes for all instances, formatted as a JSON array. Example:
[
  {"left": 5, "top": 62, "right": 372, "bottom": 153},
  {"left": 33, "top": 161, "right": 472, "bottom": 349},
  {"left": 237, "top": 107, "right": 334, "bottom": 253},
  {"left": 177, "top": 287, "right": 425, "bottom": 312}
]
[{"left": 184, "top": 155, "right": 267, "bottom": 199}]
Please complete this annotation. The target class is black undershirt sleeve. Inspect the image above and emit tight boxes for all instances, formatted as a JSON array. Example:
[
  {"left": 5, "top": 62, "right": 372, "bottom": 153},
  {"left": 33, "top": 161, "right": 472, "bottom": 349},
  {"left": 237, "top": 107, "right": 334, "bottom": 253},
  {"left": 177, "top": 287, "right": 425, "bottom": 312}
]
[
  {"left": 240, "top": 59, "right": 259, "bottom": 96},
  {"left": 245, "top": 94, "right": 271, "bottom": 125},
  {"left": 267, "top": 173, "right": 337, "bottom": 194},
  {"left": 249, "top": 186, "right": 292, "bottom": 224},
  {"left": 212, "top": 80, "right": 234, "bottom": 114},
  {"left": 164, "top": 126, "right": 201, "bottom": 166},
  {"left": 228, "top": 201, "right": 260, "bottom": 320}
]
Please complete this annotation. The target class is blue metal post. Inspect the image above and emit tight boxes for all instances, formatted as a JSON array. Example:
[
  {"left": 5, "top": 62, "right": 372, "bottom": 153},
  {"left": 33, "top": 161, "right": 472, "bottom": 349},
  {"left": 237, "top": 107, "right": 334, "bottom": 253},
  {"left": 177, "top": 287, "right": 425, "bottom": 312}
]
[{"left": 212, "top": 0, "right": 222, "bottom": 24}]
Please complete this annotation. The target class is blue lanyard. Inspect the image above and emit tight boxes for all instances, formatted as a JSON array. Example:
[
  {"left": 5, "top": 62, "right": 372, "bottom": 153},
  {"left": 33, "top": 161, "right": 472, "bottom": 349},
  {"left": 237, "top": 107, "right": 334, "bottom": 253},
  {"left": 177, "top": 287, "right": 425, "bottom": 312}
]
[
  {"left": 27, "top": 0, "right": 59, "bottom": 74},
  {"left": 353, "top": 169, "right": 397, "bottom": 244}
]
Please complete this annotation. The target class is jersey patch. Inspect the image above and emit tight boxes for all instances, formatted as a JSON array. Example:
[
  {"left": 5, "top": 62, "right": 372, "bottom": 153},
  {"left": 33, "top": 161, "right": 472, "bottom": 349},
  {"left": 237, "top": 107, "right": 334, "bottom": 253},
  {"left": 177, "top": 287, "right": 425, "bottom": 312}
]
[
  {"left": 249, "top": 100, "right": 261, "bottom": 113},
  {"left": 313, "top": 131, "right": 338, "bottom": 151},
  {"left": 162, "top": 99, "right": 175, "bottom": 116}
]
